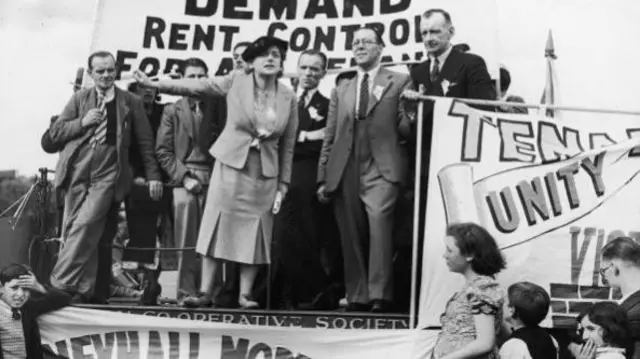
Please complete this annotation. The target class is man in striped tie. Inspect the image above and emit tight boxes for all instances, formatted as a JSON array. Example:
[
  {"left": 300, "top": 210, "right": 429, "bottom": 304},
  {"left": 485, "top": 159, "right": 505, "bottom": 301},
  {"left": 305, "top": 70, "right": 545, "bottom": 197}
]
[{"left": 48, "top": 51, "right": 162, "bottom": 303}]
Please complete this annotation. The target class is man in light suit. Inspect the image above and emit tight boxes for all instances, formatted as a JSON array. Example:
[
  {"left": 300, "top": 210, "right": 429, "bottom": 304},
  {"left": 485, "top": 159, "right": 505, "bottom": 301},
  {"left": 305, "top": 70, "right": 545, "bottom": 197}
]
[
  {"left": 48, "top": 51, "right": 162, "bottom": 303},
  {"left": 600, "top": 237, "right": 640, "bottom": 358},
  {"left": 317, "top": 28, "right": 412, "bottom": 313},
  {"left": 156, "top": 57, "right": 221, "bottom": 306}
]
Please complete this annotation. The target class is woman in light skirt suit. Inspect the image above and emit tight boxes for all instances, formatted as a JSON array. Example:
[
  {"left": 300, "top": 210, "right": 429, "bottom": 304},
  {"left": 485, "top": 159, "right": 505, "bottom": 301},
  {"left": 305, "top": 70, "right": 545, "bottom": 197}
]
[{"left": 134, "top": 36, "right": 298, "bottom": 309}]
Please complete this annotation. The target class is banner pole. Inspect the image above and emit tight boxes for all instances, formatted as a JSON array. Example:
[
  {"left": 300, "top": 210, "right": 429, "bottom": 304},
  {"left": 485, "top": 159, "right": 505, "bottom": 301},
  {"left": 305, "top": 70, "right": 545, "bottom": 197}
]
[
  {"left": 409, "top": 100, "right": 425, "bottom": 330},
  {"left": 417, "top": 95, "right": 640, "bottom": 116}
]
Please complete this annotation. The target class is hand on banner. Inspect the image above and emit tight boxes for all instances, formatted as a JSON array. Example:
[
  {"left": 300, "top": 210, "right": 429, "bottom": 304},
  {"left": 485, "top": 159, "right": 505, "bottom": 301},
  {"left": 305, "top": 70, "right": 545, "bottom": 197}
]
[
  {"left": 81, "top": 109, "right": 103, "bottom": 128},
  {"left": 148, "top": 180, "right": 163, "bottom": 201},
  {"left": 272, "top": 191, "right": 283, "bottom": 214},
  {"left": 401, "top": 84, "right": 426, "bottom": 101},
  {"left": 298, "top": 131, "right": 307, "bottom": 143},
  {"left": 317, "top": 185, "right": 330, "bottom": 204},
  {"left": 183, "top": 176, "right": 202, "bottom": 194}
]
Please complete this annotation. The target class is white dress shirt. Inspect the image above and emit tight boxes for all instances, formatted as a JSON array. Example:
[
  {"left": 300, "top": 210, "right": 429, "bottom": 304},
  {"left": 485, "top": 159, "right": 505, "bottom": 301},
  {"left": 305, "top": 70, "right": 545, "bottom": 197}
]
[
  {"left": 297, "top": 87, "right": 317, "bottom": 108},
  {"left": 355, "top": 64, "right": 381, "bottom": 115},
  {"left": 429, "top": 44, "right": 453, "bottom": 73}
]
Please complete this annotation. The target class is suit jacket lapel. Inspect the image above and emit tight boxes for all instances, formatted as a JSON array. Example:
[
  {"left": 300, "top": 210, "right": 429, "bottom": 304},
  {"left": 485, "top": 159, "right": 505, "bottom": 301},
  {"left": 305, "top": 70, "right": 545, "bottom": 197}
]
[
  {"left": 298, "top": 92, "right": 312, "bottom": 131},
  {"left": 275, "top": 84, "right": 292, "bottom": 132},
  {"left": 115, "top": 88, "right": 129, "bottom": 150},
  {"left": 177, "top": 98, "right": 196, "bottom": 142},
  {"left": 366, "top": 68, "right": 393, "bottom": 116},
  {"left": 439, "top": 50, "right": 458, "bottom": 86},
  {"left": 344, "top": 78, "right": 358, "bottom": 119},
  {"left": 237, "top": 73, "right": 257, "bottom": 130}
]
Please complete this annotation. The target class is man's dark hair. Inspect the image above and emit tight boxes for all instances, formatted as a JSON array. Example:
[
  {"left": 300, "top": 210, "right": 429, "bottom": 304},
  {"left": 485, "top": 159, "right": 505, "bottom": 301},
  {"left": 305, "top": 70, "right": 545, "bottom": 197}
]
[
  {"left": 423, "top": 9, "right": 453, "bottom": 25},
  {"left": 87, "top": 51, "right": 116, "bottom": 70},
  {"left": 298, "top": 49, "right": 328, "bottom": 70},
  {"left": 446, "top": 222, "right": 506, "bottom": 276},
  {"left": 602, "top": 237, "right": 640, "bottom": 266},
  {"left": 233, "top": 41, "right": 252, "bottom": 52},
  {"left": 0, "top": 264, "right": 31, "bottom": 285},
  {"left": 508, "top": 281, "right": 550, "bottom": 327},
  {"left": 181, "top": 57, "right": 209, "bottom": 75}
]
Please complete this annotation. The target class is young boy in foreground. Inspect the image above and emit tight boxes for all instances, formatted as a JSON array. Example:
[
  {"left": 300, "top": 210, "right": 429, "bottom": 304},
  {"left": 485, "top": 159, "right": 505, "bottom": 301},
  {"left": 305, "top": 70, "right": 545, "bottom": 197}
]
[
  {"left": 500, "top": 281, "right": 559, "bottom": 359},
  {"left": 0, "top": 264, "right": 71, "bottom": 359}
]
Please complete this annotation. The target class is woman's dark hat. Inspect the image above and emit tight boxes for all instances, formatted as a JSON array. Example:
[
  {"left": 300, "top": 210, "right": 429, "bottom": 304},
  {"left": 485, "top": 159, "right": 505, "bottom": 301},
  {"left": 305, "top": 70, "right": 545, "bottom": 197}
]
[{"left": 242, "top": 36, "right": 289, "bottom": 62}]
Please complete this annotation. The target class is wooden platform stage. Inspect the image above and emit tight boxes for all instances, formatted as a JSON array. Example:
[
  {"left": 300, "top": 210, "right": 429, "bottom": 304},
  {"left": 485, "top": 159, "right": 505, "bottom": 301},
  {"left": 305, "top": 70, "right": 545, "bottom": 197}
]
[{"left": 75, "top": 301, "right": 411, "bottom": 330}]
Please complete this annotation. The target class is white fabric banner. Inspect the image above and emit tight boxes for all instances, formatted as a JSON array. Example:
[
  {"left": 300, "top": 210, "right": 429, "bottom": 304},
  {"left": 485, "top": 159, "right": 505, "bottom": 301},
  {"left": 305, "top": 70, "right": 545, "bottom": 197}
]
[
  {"left": 89, "top": 0, "right": 500, "bottom": 92},
  {"left": 39, "top": 307, "right": 437, "bottom": 358},
  {"left": 418, "top": 98, "right": 640, "bottom": 328}
]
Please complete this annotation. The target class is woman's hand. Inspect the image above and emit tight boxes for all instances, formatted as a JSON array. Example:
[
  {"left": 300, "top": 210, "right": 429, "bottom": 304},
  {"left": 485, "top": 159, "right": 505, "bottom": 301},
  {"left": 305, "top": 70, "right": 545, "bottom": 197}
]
[
  {"left": 574, "top": 340, "right": 597, "bottom": 359},
  {"left": 133, "top": 69, "right": 156, "bottom": 88},
  {"left": 272, "top": 191, "right": 283, "bottom": 214}
]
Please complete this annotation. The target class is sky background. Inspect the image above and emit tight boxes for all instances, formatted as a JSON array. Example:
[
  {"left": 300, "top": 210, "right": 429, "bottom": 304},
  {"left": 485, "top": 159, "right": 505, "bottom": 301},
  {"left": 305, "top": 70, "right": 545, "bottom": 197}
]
[{"left": 1, "top": 0, "right": 639, "bottom": 176}]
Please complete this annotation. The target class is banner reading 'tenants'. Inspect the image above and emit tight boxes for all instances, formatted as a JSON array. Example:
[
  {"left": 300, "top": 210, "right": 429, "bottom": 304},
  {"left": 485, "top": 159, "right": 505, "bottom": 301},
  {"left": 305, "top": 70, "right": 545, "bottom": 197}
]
[{"left": 419, "top": 99, "right": 640, "bottom": 328}]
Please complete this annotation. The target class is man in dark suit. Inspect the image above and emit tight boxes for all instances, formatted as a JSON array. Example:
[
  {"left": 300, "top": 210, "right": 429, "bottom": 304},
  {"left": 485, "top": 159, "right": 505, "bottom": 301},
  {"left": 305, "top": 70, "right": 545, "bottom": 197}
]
[
  {"left": 402, "top": 9, "right": 496, "bottom": 299},
  {"left": 47, "top": 51, "right": 162, "bottom": 303},
  {"left": 601, "top": 237, "right": 640, "bottom": 358},
  {"left": 271, "top": 50, "right": 340, "bottom": 310},
  {"left": 156, "top": 58, "right": 224, "bottom": 307},
  {"left": 0, "top": 264, "right": 71, "bottom": 359},
  {"left": 317, "top": 28, "right": 412, "bottom": 313}
]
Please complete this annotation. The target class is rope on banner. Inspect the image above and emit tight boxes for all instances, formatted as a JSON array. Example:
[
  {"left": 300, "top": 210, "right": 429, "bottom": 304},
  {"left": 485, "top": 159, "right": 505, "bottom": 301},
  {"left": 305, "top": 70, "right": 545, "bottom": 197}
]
[{"left": 417, "top": 95, "right": 640, "bottom": 116}]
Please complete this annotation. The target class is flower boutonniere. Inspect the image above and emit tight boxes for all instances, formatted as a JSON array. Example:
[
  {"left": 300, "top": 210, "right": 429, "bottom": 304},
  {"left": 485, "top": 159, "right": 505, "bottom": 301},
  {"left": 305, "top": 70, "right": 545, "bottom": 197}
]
[
  {"left": 308, "top": 106, "right": 324, "bottom": 121},
  {"left": 441, "top": 79, "right": 457, "bottom": 95},
  {"left": 373, "top": 85, "right": 385, "bottom": 100}
]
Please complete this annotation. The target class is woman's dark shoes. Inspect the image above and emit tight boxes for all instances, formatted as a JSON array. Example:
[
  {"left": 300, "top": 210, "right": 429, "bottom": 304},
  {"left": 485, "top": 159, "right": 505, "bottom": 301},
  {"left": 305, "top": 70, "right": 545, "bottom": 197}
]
[
  {"left": 238, "top": 294, "right": 259, "bottom": 309},
  {"left": 370, "top": 299, "right": 393, "bottom": 313},
  {"left": 346, "top": 302, "right": 371, "bottom": 312},
  {"left": 181, "top": 293, "right": 213, "bottom": 308}
]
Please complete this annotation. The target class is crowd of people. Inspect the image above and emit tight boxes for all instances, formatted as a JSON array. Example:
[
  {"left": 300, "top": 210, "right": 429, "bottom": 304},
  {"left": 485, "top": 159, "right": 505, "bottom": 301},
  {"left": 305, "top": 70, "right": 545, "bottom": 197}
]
[{"left": 2, "top": 6, "right": 631, "bottom": 358}]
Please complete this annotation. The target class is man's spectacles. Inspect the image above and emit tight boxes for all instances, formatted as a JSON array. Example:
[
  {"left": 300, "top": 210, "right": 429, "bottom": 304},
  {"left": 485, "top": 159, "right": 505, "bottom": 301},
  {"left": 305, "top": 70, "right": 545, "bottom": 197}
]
[
  {"left": 599, "top": 262, "right": 614, "bottom": 276},
  {"left": 352, "top": 39, "right": 378, "bottom": 47}
]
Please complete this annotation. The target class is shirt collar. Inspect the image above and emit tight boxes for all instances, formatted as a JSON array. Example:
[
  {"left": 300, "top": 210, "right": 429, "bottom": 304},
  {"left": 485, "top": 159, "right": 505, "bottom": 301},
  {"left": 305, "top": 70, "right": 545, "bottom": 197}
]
[
  {"left": 298, "top": 87, "right": 317, "bottom": 100},
  {"left": 96, "top": 86, "right": 116, "bottom": 102},
  {"left": 357, "top": 63, "right": 381, "bottom": 82},
  {"left": 429, "top": 44, "right": 453, "bottom": 70},
  {"left": 187, "top": 97, "right": 203, "bottom": 109}
]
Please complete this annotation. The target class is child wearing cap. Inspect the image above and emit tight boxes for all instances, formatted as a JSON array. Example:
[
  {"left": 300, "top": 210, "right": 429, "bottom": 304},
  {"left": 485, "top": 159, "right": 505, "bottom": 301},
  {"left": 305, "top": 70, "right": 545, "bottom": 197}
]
[
  {"left": 500, "top": 281, "right": 559, "bottom": 359},
  {"left": 0, "top": 264, "right": 71, "bottom": 359}
]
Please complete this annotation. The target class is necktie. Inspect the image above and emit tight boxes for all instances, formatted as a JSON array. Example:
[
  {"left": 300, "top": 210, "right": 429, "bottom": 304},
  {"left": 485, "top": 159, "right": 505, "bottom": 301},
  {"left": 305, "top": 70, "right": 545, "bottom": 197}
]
[
  {"left": 299, "top": 89, "right": 308, "bottom": 109},
  {"left": 91, "top": 91, "right": 108, "bottom": 145},
  {"left": 357, "top": 73, "right": 369, "bottom": 120},
  {"left": 11, "top": 308, "right": 21, "bottom": 320},
  {"left": 430, "top": 58, "right": 440, "bottom": 83}
]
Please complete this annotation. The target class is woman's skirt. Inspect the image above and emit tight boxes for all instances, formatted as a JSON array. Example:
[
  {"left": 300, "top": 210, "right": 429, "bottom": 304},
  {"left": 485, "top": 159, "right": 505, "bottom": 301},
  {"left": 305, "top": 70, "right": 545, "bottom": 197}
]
[{"left": 196, "top": 149, "right": 277, "bottom": 265}]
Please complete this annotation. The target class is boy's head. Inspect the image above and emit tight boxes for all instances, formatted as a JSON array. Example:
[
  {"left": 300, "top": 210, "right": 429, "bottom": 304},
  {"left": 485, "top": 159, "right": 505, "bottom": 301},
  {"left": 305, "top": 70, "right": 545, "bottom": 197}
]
[
  {"left": 505, "top": 281, "right": 551, "bottom": 328},
  {"left": 0, "top": 264, "right": 33, "bottom": 308}
]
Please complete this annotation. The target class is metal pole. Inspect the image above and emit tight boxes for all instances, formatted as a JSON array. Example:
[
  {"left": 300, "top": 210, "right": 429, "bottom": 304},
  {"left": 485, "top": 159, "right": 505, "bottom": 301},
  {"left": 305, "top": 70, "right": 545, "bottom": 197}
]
[{"left": 409, "top": 100, "right": 425, "bottom": 330}]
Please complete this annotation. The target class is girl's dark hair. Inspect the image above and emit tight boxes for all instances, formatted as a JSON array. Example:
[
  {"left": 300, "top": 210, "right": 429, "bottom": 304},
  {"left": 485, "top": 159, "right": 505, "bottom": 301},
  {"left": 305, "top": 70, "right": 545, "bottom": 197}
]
[
  {"left": 446, "top": 222, "right": 506, "bottom": 276},
  {"left": 584, "top": 302, "right": 631, "bottom": 349}
]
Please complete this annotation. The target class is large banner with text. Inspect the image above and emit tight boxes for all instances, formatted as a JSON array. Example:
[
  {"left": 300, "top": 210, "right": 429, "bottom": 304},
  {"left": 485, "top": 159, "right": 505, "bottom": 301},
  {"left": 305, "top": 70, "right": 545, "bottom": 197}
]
[
  {"left": 39, "top": 307, "right": 436, "bottom": 358},
  {"left": 418, "top": 99, "right": 640, "bottom": 328},
  {"left": 90, "top": 0, "right": 500, "bottom": 88}
]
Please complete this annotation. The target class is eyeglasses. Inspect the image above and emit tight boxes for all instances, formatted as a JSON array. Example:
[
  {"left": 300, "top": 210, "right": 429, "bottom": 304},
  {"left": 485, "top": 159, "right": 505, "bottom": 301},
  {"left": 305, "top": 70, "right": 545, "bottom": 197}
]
[
  {"left": 599, "top": 262, "right": 614, "bottom": 276},
  {"left": 352, "top": 39, "right": 378, "bottom": 47}
]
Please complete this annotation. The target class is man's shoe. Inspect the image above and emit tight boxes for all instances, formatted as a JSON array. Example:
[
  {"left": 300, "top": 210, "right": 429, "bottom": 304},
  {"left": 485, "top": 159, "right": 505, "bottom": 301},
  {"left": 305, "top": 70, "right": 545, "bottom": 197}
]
[
  {"left": 346, "top": 302, "right": 371, "bottom": 312},
  {"left": 370, "top": 299, "right": 392, "bottom": 313},
  {"left": 182, "top": 293, "right": 213, "bottom": 308}
]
